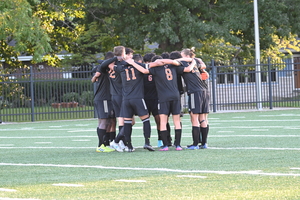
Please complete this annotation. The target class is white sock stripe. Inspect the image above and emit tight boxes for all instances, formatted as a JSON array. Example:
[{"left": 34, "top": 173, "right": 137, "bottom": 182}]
[{"left": 142, "top": 118, "right": 150, "bottom": 123}]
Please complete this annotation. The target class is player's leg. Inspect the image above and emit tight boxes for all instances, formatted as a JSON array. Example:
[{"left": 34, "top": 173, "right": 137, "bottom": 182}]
[
  {"left": 96, "top": 118, "right": 115, "bottom": 152},
  {"left": 199, "top": 114, "right": 208, "bottom": 149},
  {"left": 186, "top": 112, "right": 200, "bottom": 149},
  {"left": 172, "top": 114, "right": 183, "bottom": 150},
  {"left": 134, "top": 98, "right": 154, "bottom": 151},
  {"left": 171, "top": 100, "right": 183, "bottom": 150}
]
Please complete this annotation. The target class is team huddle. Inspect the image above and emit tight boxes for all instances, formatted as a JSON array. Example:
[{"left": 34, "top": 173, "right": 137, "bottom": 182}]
[{"left": 91, "top": 46, "right": 210, "bottom": 152}]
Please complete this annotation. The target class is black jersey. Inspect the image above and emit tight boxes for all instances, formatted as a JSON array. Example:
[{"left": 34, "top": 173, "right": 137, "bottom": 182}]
[
  {"left": 149, "top": 64, "right": 184, "bottom": 102},
  {"left": 108, "top": 64, "right": 122, "bottom": 96},
  {"left": 94, "top": 66, "right": 111, "bottom": 100},
  {"left": 99, "top": 57, "right": 123, "bottom": 96},
  {"left": 180, "top": 61, "right": 207, "bottom": 94},
  {"left": 143, "top": 74, "right": 158, "bottom": 100},
  {"left": 115, "top": 62, "right": 145, "bottom": 100}
]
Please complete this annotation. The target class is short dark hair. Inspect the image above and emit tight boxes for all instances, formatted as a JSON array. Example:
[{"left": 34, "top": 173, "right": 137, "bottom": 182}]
[
  {"left": 105, "top": 51, "right": 114, "bottom": 59},
  {"left": 125, "top": 48, "right": 134, "bottom": 55},
  {"left": 161, "top": 52, "right": 170, "bottom": 59},
  {"left": 133, "top": 54, "right": 143, "bottom": 62},
  {"left": 143, "top": 53, "right": 156, "bottom": 63},
  {"left": 151, "top": 55, "right": 162, "bottom": 62},
  {"left": 169, "top": 51, "right": 182, "bottom": 60}
]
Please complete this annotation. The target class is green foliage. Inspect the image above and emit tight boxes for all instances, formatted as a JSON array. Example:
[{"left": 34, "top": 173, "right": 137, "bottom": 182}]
[
  {"left": 79, "top": 91, "right": 94, "bottom": 106},
  {"left": 0, "top": 0, "right": 52, "bottom": 67},
  {"left": 2, "top": 0, "right": 300, "bottom": 67},
  {"left": 0, "top": 0, "right": 85, "bottom": 67},
  {"left": 62, "top": 92, "right": 80, "bottom": 102}
]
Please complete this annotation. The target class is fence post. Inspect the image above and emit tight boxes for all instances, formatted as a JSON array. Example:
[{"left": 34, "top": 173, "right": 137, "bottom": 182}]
[
  {"left": 30, "top": 65, "right": 35, "bottom": 122},
  {"left": 211, "top": 59, "right": 217, "bottom": 112},
  {"left": 268, "top": 57, "right": 273, "bottom": 109}
]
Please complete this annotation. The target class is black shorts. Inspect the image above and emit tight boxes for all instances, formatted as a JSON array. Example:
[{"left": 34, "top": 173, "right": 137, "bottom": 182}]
[
  {"left": 112, "top": 95, "right": 122, "bottom": 117},
  {"left": 188, "top": 91, "right": 209, "bottom": 114},
  {"left": 94, "top": 99, "right": 114, "bottom": 119},
  {"left": 158, "top": 100, "right": 181, "bottom": 115},
  {"left": 145, "top": 98, "right": 159, "bottom": 116},
  {"left": 120, "top": 98, "right": 148, "bottom": 118}
]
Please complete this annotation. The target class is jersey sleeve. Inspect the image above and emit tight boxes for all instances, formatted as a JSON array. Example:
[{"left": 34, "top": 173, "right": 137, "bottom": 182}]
[
  {"left": 99, "top": 57, "right": 118, "bottom": 72},
  {"left": 148, "top": 67, "right": 156, "bottom": 75}
]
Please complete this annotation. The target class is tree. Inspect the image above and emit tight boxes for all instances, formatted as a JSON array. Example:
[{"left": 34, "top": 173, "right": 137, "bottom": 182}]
[
  {"left": 0, "top": 0, "right": 85, "bottom": 69},
  {"left": 83, "top": 0, "right": 300, "bottom": 64}
]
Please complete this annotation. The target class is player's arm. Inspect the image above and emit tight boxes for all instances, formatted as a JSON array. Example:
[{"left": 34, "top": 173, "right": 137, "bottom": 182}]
[
  {"left": 195, "top": 58, "right": 206, "bottom": 70},
  {"left": 91, "top": 71, "right": 101, "bottom": 83},
  {"left": 125, "top": 58, "right": 150, "bottom": 74},
  {"left": 151, "top": 59, "right": 181, "bottom": 67},
  {"left": 176, "top": 57, "right": 193, "bottom": 63},
  {"left": 183, "top": 59, "right": 197, "bottom": 72},
  {"left": 100, "top": 57, "right": 118, "bottom": 71}
]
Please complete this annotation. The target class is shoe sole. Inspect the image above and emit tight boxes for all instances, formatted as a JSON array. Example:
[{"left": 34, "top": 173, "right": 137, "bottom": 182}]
[
  {"left": 144, "top": 146, "right": 155, "bottom": 151},
  {"left": 159, "top": 148, "right": 169, "bottom": 151}
]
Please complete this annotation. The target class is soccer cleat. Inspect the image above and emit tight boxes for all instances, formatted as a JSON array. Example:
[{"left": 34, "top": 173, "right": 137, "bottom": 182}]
[
  {"left": 175, "top": 146, "right": 183, "bottom": 151},
  {"left": 159, "top": 146, "right": 169, "bottom": 151},
  {"left": 96, "top": 144, "right": 115, "bottom": 152},
  {"left": 186, "top": 145, "right": 199, "bottom": 150},
  {"left": 119, "top": 140, "right": 126, "bottom": 150},
  {"left": 143, "top": 144, "right": 155, "bottom": 151},
  {"left": 124, "top": 146, "right": 135, "bottom": 152},
  {"left": 157, "top": 140, "right": 163, "bottom": 147},
  {"left": 110, "top": 140, "right": 123, "bottom": 152},
  {"left": 199, "top": 143, "right": 208, "bottom": 149}
]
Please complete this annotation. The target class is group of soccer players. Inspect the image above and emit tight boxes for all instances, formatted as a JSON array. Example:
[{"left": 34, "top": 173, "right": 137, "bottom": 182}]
[{"left": 91, "top": 46, "right": 210, "bottom": 152}]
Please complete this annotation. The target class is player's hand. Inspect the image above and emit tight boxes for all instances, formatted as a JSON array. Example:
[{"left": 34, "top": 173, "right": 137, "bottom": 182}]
[{"left": 125, "top": 58, "right": 134, "bottom": 65}]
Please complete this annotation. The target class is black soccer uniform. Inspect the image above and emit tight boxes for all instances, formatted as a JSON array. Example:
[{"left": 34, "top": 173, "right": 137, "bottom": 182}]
[
  {"left": 100, "top": 57, "right": 124, "bottom": 117},
  {"left": 180, "top": 61, "right": 208, "bottom": 114},
  {"left": 144, "top": 74, "right": 159, "bottom": 116},
  {"left": 115, "top": 63, "right": 148, "bottom": 118},
  {"left": 149, "top": 64, "right": 184, "bottom": 115},
  {"left": 94, "top": 65, "right": 113, "bottom": 119},
  {"left": 148, "top": 63, "right": 185, "bottom": 148},
  {"left": 114, "top": 62, "right": 152, "bottom": 149}
]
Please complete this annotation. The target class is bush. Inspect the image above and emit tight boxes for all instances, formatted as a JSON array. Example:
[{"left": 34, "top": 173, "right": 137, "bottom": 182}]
[
  {"left": 62, "top": 92, "right": 80, "bottom": 102},
  {"left": 79, "top": 91, "right": 94, "bottom": 106}
]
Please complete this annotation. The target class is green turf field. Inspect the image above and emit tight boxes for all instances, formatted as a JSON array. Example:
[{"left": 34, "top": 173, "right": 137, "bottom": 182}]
[{"left": 1, "top": 109, "right": 300, "bottom": 200}]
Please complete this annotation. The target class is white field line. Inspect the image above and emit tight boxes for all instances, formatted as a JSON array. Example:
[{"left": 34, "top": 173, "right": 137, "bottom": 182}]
[
  {"left": 259, "top": 114, "right": 300, "bottom": 117},
  {"left": 0, "top": 163, "right": 299, "bottom": 177},
  {"left": 115, "top": 180, "right": 146, "bottom": 182},
  {"left": 0, "top": 188, "right": 17, "bottom": 192},
  {"left": 1, "top": 146, "right": 300, "bottom": 150},
  {"left": 177, "top": 175, "right": 207, "bottom": 178},
  {"left": 34, "top": 142, "right": 52, "bottom": 144},
  {"left": 52, "top": 183, "right": 84, "bottom": 187},
  {"left": 1, "top": 134, "right": 300, "bottom": 139},
  {"left": 0, "top": 198, "right": 39, "bottom": 200}
]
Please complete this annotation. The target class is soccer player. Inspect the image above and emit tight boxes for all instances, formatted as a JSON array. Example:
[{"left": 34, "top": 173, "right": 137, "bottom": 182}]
[
  {"left": 125, "top": 52, "right": 196, "bottom": 151},
  {"left": 102, "top": 46, "right": 155, "bottom": 152},
  {"left": 142, "top": 53, "right": 166, "bottom": 147},
  {"left": 91, "top": 51, "right": 116, "bottom": 153},
  {"left": 179, "top": 48, "right": 210, "bottom": 149}
]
